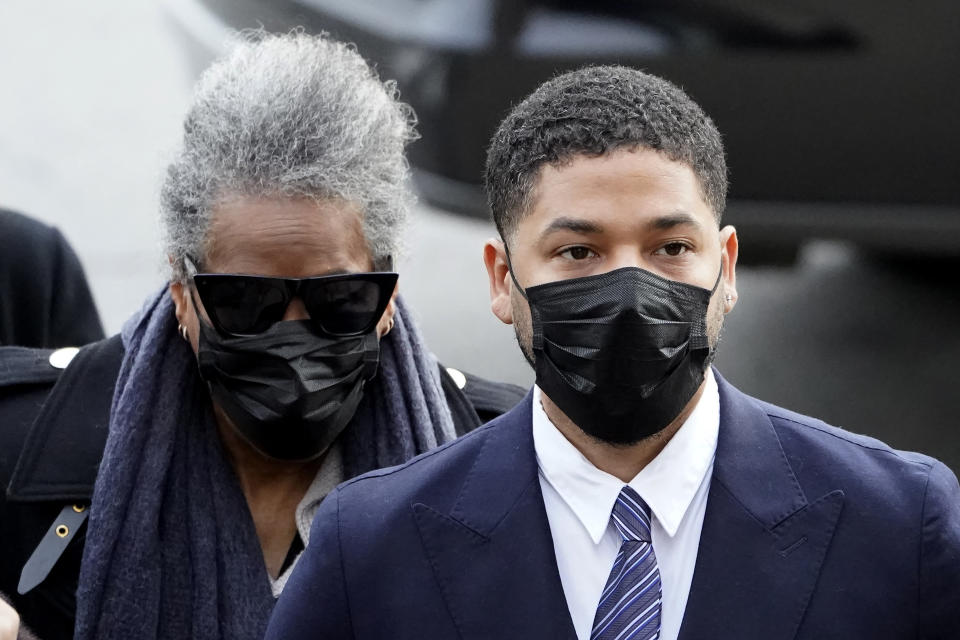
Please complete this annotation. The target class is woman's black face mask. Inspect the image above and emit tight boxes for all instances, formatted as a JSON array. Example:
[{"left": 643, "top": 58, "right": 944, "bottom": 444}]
[
  {"left": 184, "top": 257, "right": 391, "bottom": 461},
  {"left": 515, "top": 265, "right": 721, "bottom": 444}
]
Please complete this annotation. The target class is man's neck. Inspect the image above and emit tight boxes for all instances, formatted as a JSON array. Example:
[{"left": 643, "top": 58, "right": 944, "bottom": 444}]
[{"left": 540, "top": 382, "right": 706, "bottom": 483}]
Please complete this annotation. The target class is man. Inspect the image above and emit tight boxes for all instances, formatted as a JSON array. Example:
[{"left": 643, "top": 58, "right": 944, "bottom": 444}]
[{"left": 267, "top": 66, "right": 960, "bottom": 639}]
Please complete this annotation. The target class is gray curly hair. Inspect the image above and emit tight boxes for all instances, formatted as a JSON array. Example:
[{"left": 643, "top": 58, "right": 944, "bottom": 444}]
[{"left": 161, "top": 31, "right": 417, "bottom": 281}]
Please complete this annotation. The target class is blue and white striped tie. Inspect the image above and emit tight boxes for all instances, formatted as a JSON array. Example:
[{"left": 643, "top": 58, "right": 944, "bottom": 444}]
[{"left": 590, "top": 486, "right": 662, "bottom": 640}]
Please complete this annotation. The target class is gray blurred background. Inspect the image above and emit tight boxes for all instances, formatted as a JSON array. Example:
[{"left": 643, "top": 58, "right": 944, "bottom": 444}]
[{"left": 0, "top": 1, "right": 957, "bottom": 473}]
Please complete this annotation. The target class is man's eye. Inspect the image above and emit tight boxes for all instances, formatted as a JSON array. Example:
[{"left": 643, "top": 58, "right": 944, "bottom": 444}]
[
  {"left": 658, "top": 242, "right": 689, "bottom": 257},
  {"left": 559, "top": 246, "right": 596, "bottom": 261}
]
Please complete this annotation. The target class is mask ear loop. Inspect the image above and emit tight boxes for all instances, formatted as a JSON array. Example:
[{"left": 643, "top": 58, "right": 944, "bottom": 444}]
[
  {"left": 710, "top": 262, "right": 723, "bottom": 294},
  {"left": 187, "top": 286, "right": 216, "bottom": 335},
  {"left": 502, "top": 243, "right": 530, "bottom": 302},
  {"left": 362, "top": 332, "right": 381, "bottom": 378},
  {"left": 503, "top": 242, "right": 545, "bottom": 353},
  {"left": 183, "top": 256, "right": 220, "bottom": 334}
]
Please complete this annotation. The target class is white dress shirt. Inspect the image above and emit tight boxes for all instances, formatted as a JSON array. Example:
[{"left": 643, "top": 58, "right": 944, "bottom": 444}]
[{"left": 533, "top": 370, "right": 719, "bottom": 640}]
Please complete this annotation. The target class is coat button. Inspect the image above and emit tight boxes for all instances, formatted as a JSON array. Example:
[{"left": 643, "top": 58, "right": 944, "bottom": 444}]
[
  {"left": 445, "top": 367, "right": 467, "bottom": 390},
  {"left": 48, "top": 347, "right": 79, "bottom": 369}
]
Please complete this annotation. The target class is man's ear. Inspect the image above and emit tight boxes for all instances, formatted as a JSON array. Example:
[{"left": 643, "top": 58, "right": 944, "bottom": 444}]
[
  {"left": 719, "top": 225, "right": 739, "bottom": 313},
  {"left": 483, "top": 239, "right": 514, "bottom": 325}
]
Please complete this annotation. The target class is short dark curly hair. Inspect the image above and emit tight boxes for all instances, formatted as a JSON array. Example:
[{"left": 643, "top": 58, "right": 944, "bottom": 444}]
[{"left": 485, "top": 65, "right": 727, "bottom": 243}]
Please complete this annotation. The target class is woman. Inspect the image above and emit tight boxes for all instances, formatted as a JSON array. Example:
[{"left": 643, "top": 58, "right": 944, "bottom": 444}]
[{"left": 0, "top": 32, "right": 521, "bottom": 639}]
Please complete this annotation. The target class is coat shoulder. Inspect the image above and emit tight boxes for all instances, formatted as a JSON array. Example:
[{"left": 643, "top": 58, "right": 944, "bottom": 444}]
[
  {"left": 0, "top": 346, "right": 64, "bottom": 485},
  {"left": 336, "top": 400, "right": 527, "bottom": 524},
  {"left": 0, "top": 336, "right": 122, "bottom": 499},
  {"left": 748, "top": 397, "right": 960, "bottom": 636},
  {"left": 438, "top": 364, "right": 526, "bottom": 436},
  {"left": 455, "top": 368, "right": 526, "bottom": 421},
  {"left": 756, "top": 398, "right": 951, "bottom": 510},
  {"left": 0, "top": 346, "right": 63, "bottom": 388},
  {"left": 340, "top": 419, "right": 499, "bottom": 503},
  {"left": 761, "top": 398, "right": 940, "bottom": 469}
]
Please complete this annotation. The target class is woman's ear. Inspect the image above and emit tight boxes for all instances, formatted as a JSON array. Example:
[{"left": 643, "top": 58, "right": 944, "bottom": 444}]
[
  {"left": 169, "top": 282, "right": 189, "bottom": 326},
  {"left": 376, "top": 282, "right": 400, "bottom": 337},
  {"left": 483, "top": 239, "right": 514, "bottom": 325},
  {"left": 168, "top": 255, "right": 192, "bottom": 335},
  {"left": 169, "top": 278, "right": 199, "bottom": 352}
]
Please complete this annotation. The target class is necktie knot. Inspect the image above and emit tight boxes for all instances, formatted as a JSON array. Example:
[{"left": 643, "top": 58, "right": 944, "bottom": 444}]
[
  {"left": 592, "top": 486, "right": 661, "bottom": 640},
  {"left": 611, "top": 486, "right": 652, "bottom": 543}
]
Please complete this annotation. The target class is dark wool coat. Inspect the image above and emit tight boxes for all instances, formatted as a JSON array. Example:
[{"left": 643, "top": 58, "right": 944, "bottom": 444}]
[
  {"left": 0, "top": 208, "right": 104, "bottom": 349},
  {"left": 0, "top": 336, "right": 524, "bottom": 639}
]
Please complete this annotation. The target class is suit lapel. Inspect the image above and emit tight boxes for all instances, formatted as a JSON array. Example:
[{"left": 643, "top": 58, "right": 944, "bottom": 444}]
[
  {"left": 413, "top": 393, "right": 578, "bottom": 640},
  {"left": 678, "top": 374, "right": 844, "bottom": 640}
]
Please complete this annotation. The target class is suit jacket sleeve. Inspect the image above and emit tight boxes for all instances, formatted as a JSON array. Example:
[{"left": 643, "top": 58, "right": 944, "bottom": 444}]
[
  {"left": 920, "top": 460, "right": 960, "bottom": 639},
  {"left": 265, "top": 488, "right": 354, "bottom": 640}
]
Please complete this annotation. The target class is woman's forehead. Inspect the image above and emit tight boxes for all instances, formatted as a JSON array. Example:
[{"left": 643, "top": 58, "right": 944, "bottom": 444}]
[{"left": 203, "top": 196, "right": 373, "bottom": 276}]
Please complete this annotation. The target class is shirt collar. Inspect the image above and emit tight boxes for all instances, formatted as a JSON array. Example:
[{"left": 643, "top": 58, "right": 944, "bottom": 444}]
[
  {"left": 532, "top": 369, "right": 719, "bottom": 544},
  {"left": 296, "top": 442, "right": 345, "bottom": 542}
]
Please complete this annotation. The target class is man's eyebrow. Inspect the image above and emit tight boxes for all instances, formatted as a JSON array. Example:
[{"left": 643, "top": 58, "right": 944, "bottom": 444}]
[
  {"left": 647, "top": 211, "right": 703, "bottom": 231},
  {"left": 539, "top": 216, "right": 605, "bottom": 239}
]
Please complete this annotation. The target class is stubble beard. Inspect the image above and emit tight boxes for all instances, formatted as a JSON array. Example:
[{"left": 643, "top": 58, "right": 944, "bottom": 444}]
[{"left": 510, "top": 289, "right": 536, "bottom": 369}]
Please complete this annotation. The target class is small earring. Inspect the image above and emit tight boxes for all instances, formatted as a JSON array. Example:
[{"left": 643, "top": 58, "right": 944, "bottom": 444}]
[
  {"left": 725, "top": 294, "right": 733, "bottom": 303},
  {"left": 178, "top": 324, "right": 189, "bottom": 341}
]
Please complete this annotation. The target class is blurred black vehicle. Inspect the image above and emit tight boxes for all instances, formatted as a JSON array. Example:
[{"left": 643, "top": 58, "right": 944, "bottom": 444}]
[{"left": 165, "top": 0, "right": 960, "bottom": 261}]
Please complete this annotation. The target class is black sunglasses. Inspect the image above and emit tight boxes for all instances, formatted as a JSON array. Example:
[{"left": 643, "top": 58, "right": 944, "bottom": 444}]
[{"left": 184, "top": 256, "right": 398, "bottom": 337}]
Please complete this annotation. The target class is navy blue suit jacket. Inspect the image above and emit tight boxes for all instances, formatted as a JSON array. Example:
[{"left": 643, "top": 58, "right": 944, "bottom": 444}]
[{"left": 266, "top": 373, "right": 960, "bottom": 639}]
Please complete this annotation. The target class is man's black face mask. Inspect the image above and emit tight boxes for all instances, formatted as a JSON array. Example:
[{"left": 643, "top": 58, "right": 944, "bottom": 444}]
[{"left": 516, "top": 265, "right": 720, "bottom": 444}]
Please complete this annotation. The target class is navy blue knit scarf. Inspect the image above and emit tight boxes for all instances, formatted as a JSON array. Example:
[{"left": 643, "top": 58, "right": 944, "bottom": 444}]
[{"left": 74, "top": 289, "right": 455, "bottom": 640}]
